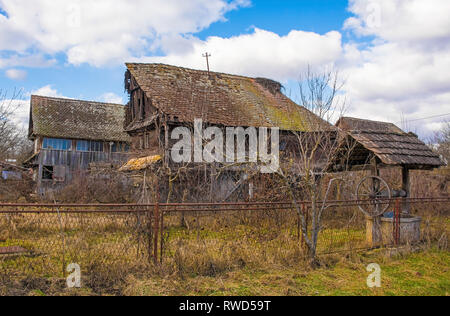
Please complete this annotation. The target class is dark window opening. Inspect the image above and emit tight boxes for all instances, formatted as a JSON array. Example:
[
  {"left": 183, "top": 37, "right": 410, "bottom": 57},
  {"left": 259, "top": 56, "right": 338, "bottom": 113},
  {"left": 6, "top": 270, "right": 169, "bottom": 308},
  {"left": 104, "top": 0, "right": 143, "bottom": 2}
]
[
  {"left": 42, "top": 166, "right": 54, "bottom": 180},
  {"left": 111, "top": 142, "right": 118, "bottom": 153},
  {"left": 111, "top": 142, "right": 130, "bottom": 153},
  {"left": 131, "top": 95, "right": 136, "bottom": 120},
  {"left": 141, "top": 98, "right": 146, "bottom": 119},
  {"left": 90, "top": 141, "right": 104, "bottom": 152}
]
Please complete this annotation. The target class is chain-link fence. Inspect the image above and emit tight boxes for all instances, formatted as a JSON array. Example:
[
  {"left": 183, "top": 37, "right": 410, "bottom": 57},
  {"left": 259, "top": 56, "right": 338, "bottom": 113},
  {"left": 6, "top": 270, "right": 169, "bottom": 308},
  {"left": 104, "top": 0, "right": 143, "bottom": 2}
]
[
  {"left": 1, "top": 199, "right": 448, "bottom": 289},
  {"left": 0, "top": 206, "right": 154, "bottom": 282}
]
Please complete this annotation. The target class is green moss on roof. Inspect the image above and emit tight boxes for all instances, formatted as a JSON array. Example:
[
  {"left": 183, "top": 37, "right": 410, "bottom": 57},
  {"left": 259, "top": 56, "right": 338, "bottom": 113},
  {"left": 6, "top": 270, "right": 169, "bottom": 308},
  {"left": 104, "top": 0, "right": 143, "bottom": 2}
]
[
  {"left": 30, "top": 95, "right": 131, "bottom": 142},
  {"left": 125, "top": 63, "right": 332, "bottom": 132}
]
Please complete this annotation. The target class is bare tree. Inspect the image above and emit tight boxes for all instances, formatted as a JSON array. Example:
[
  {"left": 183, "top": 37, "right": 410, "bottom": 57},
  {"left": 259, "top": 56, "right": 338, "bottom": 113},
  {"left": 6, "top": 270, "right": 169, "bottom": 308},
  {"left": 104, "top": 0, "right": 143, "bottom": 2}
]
[
  {"left": 276, "top": 67, "right": 352, "bottom": 264},
  {"left": 433, "top": 121, "right": 450, "bottom": 164},
  {"left": 0, "top": 89, "right": 32, "bottom": 163},
  {"left": 298, "top": 66, "right": 346, "bottom": 122}
]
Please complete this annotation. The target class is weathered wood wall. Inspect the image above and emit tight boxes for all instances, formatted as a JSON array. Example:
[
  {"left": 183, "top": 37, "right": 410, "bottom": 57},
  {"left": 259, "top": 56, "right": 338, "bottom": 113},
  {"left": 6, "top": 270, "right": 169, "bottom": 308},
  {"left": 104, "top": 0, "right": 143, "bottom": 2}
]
[{"left": 36, "top": 149, "right": 129, "bottom": 195}]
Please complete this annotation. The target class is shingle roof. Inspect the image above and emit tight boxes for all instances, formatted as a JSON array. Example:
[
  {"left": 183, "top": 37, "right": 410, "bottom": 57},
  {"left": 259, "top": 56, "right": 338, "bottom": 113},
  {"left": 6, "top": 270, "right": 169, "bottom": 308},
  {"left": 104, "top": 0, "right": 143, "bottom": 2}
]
[
  {"left": 336, "top": 117, "right": 444, "bottom": 168},
  {"left": 29, "top": 95, "right": 131, "bottom": 143},
  {"left": 125, "top": 63, "right": 333, "bottom": 132}
]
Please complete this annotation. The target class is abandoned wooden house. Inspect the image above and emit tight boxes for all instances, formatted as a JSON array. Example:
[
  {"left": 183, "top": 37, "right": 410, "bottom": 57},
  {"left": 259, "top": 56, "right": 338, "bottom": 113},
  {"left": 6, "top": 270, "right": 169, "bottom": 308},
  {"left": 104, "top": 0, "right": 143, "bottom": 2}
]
[
  {"left": 24, "top": 95, "right": 131, "bottom": 194},
  {"left": 121, "top": 63, "right": 334, "bottom": 201},
  {"left": 123, "top": 63, "right": 331, "bottom": 152}
]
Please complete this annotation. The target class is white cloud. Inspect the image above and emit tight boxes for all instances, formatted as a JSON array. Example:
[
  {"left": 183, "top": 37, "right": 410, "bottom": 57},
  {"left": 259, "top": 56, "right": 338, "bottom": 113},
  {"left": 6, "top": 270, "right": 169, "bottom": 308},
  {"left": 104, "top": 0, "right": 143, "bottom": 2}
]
[
  {"left": 131, "top": 0, "right": 449, "bottom": 137},
  {"left": 8, "top": 98, "right": 29, "bottom": 129},
  {"left": 1, "top": 0, "right": 449, "bottom": 139},
  {"left": 0, "top": 53, "right": 56, "bottom": 69},
  {"left": 137, "top": 28, "right": 343, "bottom": 82},
  {"left": 5, "top": 85, "right": 67, "bottom": 129},
  {"left": 31, "top": 85, "right": 65, "bottom": 98},
  {"left": 344, "top": 0, "right": 450, "bottom": 48},
  {"left": 100, "top": 92, "right": 123, "bottom": 104},
  {"left": 341, "top": 0, "right": 450, "bottom": 137},
  {"left": 342, "top": 42, "right": 450, "bottom": 105},
  {"left": 5, "top": 68, "right": 27, "bottom": 80},
  {"left": 0, "top": 0, "right": 248, "bottom": 67}
]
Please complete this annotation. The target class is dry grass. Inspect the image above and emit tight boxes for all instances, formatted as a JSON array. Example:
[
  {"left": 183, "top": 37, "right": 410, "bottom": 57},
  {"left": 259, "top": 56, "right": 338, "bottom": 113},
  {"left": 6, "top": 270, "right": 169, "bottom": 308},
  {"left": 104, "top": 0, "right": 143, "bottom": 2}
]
[
  {"left": 0, "top": 204, "right": 448, "bottom": 296},
  {"left": 122, "top": 247, "right": 450, "bottom": 296}
]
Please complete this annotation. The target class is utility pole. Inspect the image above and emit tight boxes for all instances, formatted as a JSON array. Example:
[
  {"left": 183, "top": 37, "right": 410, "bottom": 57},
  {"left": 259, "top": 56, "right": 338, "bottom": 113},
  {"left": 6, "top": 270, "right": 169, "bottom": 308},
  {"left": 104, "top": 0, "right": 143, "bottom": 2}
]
[{"left": 202, "top": 52, "right": 211, "bottom": 74}]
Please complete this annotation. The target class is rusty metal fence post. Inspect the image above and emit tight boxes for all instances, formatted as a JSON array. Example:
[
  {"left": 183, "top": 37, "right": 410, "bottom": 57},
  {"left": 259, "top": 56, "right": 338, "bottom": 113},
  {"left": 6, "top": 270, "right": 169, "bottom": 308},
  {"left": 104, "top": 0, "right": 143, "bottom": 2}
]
[
  {"left": 153, "top": 201, "right": 159, "bottom": 264},
  {"left": 147, "top": 207, "right": 153, "bottom": 264},
  {"left": 394, "top": 199, "right": 401, "bottom": 246},
  {"left": 160, "top": 210, "right": 164, "bottom": 264},
  {"left": 55, "top": 205, "right": 67, "bottom": 278}
]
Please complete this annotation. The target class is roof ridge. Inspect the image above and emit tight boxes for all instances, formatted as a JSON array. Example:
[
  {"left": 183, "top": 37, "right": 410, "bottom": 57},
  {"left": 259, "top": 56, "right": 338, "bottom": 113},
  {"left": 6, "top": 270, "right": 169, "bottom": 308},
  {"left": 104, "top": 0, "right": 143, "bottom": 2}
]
[
  {"left": 351, "top": 130, "right": 407, "bottom": 135},
  {"left": 31, "top": 95, "right": 125, "bottom": 108},
  {"left": 340, "top": 116, "right": 398, "bottom": 125},
  {"left": 125, "top": 62, "right": 271, "bottom": 82}
]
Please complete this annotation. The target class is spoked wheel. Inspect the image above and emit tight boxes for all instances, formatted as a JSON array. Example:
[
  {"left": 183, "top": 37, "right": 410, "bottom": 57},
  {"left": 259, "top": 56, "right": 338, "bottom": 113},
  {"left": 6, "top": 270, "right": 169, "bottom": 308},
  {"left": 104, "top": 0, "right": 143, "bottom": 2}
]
[{"left": 356, "top": 176, "right": 391, "bottom": 217}]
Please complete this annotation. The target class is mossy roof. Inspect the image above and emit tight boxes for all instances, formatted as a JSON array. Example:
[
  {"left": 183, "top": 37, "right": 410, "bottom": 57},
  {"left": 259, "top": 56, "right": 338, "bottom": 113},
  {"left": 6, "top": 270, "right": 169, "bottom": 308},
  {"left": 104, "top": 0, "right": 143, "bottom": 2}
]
[
  {"left": 125, "top": 63, "right": 333, "bottom": 132},
  {"left": 29, "top": 95, "right": 131, "bottom": 143}
]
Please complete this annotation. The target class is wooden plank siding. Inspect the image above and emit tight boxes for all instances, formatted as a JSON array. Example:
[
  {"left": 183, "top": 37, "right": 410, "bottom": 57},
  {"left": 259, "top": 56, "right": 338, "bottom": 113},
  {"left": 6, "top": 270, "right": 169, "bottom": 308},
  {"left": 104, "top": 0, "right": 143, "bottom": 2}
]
[{"left": 36, "top": 149, "right": 129, "bottom": 195}]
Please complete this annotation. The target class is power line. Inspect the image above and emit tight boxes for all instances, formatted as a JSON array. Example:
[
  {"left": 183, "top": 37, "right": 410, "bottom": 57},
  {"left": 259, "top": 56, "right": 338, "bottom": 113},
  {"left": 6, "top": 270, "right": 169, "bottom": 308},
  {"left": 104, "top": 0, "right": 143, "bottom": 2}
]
[{"left": 396, "top": 112, "right": 450, "bottom": 124}]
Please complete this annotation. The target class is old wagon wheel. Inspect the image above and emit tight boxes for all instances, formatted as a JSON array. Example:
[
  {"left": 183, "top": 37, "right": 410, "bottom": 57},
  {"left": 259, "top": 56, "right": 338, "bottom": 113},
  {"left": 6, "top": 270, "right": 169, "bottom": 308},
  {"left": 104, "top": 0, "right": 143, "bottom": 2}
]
[{"left": 356, "top": 176, "right": 391, "bottom": 217}]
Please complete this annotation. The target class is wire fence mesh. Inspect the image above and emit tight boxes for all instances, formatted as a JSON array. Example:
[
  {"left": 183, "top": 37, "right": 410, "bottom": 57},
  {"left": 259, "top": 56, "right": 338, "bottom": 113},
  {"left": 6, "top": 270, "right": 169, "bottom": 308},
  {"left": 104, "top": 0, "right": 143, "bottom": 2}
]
[
  {"left": 0, "top": 207, "right": 154, "bottom": 280},
  {"left": 0, "top": 199, "right": 448, "bottom": 283}
]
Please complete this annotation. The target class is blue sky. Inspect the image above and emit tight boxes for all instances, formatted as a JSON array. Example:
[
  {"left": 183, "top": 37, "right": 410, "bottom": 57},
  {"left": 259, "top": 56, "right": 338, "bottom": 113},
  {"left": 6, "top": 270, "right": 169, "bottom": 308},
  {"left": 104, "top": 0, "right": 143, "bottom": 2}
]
[
  {"left": 1, "top": 0, "right": 353, "bottom": 101},
  {"left": 198, "top": 1, "right": 351, "bottom": 38},
  {"left": 0, "top": 0, "right": 449, "bottom": 137}
]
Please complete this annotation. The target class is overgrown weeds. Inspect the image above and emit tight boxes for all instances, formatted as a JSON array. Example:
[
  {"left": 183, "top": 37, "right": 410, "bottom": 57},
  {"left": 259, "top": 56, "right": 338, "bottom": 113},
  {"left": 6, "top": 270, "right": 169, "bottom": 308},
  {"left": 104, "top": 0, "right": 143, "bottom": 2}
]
[{"left": 0, "top": 204, "right": 447, "bottom": 296}]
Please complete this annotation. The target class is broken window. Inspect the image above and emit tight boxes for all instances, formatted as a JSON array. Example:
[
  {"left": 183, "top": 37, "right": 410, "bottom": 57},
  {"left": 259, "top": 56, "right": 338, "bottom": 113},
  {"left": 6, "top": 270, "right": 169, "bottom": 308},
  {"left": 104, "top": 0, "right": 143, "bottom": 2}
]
[
  {"left": 111, "top": 142, "right": 130, "bottom": 153},
  {"left": 111, "top": 142, "right": 119, "bottom": 153},
  {"left": 141, "top": 98, "right": 146, "bottom": 119},
  {"left": 132, "top": 96, "right": 137, "bottom": 120},
  {"left": 112, "top": 142, "right": 123, "bottom": 153},
  {"left": 42, "top": 166, "right": 54, "bottom": 180}
]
